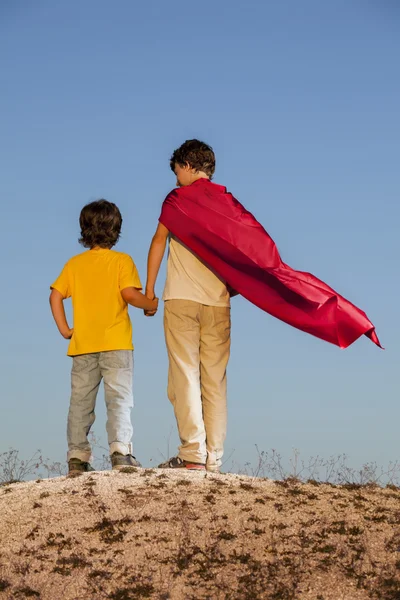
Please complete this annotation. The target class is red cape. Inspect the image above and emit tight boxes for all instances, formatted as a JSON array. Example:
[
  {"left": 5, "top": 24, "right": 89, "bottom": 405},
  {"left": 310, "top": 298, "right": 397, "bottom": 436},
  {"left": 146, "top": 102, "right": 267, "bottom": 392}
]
[{"left": 159, "top": 179, "right": 381, "bottom": 349}]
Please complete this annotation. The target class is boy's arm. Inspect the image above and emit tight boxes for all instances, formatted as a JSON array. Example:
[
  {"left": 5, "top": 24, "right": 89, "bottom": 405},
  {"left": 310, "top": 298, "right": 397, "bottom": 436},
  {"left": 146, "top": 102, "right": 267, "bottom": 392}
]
[
  {"left": 121, "top": 287, "right": 159, "bottom": 312},
  {"left": 145, "top": 222, "right": 169, "bottom": 301},
  {"left": 49, "top": 289, "right": 73, "bottom": 339}
]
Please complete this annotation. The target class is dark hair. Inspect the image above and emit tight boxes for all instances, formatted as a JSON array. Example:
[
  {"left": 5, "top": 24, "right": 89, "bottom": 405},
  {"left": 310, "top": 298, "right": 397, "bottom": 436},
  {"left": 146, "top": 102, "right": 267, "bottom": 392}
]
[
  {"left": 170, "top": 139, "right": 216, "bottom": 178},
  {"left": 79, "top": 200, "right": 122, "bottom": 249}
]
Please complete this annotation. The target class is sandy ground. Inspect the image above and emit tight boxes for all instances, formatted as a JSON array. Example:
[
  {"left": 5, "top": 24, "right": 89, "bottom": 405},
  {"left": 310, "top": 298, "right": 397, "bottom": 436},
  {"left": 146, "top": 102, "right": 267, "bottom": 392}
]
[{"left": 0, "top": 469, "right": 399, "bottom": 600}]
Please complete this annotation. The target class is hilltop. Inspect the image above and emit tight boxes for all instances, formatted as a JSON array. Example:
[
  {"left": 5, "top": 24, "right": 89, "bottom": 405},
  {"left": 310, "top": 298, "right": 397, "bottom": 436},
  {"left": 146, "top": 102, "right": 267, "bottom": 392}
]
[{"left": 0, "top": 469, "right": 399, "bottom": 599}]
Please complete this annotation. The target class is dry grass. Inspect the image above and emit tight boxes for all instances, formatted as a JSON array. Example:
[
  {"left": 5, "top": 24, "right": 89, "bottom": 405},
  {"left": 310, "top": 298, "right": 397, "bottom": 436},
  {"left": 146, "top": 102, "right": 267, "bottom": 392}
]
[{"left": 0, "top": 470, "right": 400, "bottom": 599}]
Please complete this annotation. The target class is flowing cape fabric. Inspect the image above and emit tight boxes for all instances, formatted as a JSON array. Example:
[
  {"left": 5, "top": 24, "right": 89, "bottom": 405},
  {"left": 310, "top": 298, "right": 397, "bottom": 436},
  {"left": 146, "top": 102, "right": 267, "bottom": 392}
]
[{"left": 159, "top": 179, "right": 381, "bottom": 349}]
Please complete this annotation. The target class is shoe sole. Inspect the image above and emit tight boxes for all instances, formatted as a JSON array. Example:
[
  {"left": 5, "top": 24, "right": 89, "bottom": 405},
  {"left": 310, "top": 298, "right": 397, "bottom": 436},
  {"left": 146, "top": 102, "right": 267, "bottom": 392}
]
[
  {"left": 158, "top": 464, "right": 206, "bottom": 471},
  {"left": 112, "top": 464, "right": 141, "bottom": 471}
]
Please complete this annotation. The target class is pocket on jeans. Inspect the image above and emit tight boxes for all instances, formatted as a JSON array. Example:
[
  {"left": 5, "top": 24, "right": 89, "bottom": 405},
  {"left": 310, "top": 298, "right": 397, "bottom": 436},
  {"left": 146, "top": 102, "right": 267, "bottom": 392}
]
[
  {"left": 102, "top": 351, "right": 133, "bottom": 369},
  {"left": 72, "top": 354, "right": 98, "bottom": 373},
  {"left": 165, "top": 302, "right": 198, "bottom": 332},
  {"left": 214, "top": 307, "right": 231, "bottom": 337}
]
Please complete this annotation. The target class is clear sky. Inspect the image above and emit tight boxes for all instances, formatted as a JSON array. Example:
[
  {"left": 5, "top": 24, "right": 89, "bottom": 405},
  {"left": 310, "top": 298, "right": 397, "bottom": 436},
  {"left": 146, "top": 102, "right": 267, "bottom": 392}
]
[{"left": 1, "top": 1, "right": 398, "bottom": 474}]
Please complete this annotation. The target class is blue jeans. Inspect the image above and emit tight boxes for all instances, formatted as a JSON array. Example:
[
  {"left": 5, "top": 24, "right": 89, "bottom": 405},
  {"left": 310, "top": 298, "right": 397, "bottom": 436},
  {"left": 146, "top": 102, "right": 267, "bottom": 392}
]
[{"left": 67, "top": 350, "right": 134, "bottom": 462}]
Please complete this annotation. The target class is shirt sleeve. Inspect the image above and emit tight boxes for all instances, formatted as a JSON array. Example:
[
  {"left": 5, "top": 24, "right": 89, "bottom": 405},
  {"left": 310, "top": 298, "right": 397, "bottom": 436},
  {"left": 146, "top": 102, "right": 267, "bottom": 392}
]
[
  {"left": 50, "top": 263, "right": 71, "bottom": 299},
  {"left": 119, "top": 255, "right": 142, "bottom": 291}
]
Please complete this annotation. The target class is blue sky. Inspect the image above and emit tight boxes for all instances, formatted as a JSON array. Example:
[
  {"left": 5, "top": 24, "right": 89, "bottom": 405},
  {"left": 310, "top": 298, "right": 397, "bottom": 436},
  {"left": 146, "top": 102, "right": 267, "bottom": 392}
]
[{"left": 0, "top": 0, "right": 398, "bottom": 473}]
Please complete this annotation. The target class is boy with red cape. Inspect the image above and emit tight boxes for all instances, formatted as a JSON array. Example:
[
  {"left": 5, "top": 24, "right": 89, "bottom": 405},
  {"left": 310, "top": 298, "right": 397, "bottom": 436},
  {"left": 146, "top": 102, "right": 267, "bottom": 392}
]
[{"left": 145, "top": 140, "right": 380, "bottom": 473}]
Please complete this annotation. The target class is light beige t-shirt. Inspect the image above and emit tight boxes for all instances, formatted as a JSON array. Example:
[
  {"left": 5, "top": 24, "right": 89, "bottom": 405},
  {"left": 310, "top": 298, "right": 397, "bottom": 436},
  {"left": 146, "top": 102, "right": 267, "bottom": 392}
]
[{"left": 163, "top": 236, "right": 230, "bottom": 307}]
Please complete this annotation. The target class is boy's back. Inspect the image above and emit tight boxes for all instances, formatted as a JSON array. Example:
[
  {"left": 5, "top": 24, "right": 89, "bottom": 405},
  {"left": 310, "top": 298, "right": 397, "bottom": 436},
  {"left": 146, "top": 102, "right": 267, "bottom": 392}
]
[
  {"left": 51, "top": 248, "right": 141, "bottom": 356},
  {"left": 163, "top": 235, "right": 230, "bottom": 307},
  {"left": 49, "top": 199, "right": 158, "bottom": 475}
]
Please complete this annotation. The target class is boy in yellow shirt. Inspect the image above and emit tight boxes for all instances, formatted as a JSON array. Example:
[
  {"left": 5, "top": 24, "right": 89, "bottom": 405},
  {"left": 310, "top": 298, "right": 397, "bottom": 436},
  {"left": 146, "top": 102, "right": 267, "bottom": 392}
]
[{"left": 50, "top": 200, "right": 158, "bottom": 474}]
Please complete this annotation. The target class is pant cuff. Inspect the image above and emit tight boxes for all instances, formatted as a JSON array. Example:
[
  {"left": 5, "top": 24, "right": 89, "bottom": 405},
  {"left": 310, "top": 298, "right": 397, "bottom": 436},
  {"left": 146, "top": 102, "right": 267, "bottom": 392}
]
[
  {"left": 179, "top": 453, "right": 207, "bottom": 464},
  {"left": 110, "top": 441, "right": 132, "bottom": 456},
  {"left": 67, "top": 450, "right": 92, "bottom": 463}
]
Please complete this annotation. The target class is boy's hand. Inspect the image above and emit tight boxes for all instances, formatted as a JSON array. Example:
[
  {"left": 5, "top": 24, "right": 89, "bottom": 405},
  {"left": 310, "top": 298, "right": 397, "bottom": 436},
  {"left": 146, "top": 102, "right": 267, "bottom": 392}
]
[
  {"left": 144, "top": 294, "right": 158, "bottom": 317},
  {"left": 62, "top": 328, "right": 74, "bottom": 340},
  {"left": 50, "top": 289, "right": 73, "bottom": 340}
]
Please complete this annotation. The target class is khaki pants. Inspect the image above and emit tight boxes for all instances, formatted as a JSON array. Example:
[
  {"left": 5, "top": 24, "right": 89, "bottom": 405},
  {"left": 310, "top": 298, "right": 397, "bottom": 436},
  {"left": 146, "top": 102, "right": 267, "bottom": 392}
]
[{"left": 164, "top": 300, "right": 231, "bottom": 468}]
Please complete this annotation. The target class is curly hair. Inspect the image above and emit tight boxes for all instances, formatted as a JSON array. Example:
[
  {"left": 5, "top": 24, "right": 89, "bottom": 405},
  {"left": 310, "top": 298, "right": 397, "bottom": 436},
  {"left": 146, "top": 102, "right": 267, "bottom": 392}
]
[
  {"left": 170, "top": 139, "right": 216, "bottom": 178},
  {"left": 79, "top": 200, "right": 122, "bottom": 249}
]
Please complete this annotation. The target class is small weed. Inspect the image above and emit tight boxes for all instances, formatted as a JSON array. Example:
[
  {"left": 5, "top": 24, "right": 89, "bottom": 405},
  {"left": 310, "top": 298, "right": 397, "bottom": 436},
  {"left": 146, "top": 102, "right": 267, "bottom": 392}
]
[
  {"left": 0, "top": 579, "right": 11, "bottom": 592},
  {"left": 153, "top": 481, "right": 167, "bottom": 488},
  {"left": 386, "top": 484, "right": 400, "bottom": 492},
  {"left": 248, "top": 515, "right": 262, "bottom": 523},
  {"left": 118, "top": 488, "right": 133, "bottom": 496},
  {"left": 231, "top": 551, "right": 251, "bottom": 564},
  {"left": 342, "top": 483, "right": 362, "bottom": 491},
  {"left": 53, "top": 554, "right": 90, "bottom": 576},
  {"left": 212, "top": 479, "right": 227, "bottom": 487},
  {"left": 252, "top": 527, "right": 265, "bottom": 536},
  {"left": 14, "top": 587, "right": 40, "bottom": 598},
  {"left": 109, "top": 584, "right": 154, "bottom": 599},
  {"left": 378, "top": 577, "right": 400, "bottom": 599},
  {"left": 26, "top": 525, "right": 40, "bottom": 540},
  {"left": 39, "top": 491, "right": 50, "bottom": 499},
  {"left": 59, "top": 554, "right": 90, "bottom": 568},
  {"left": 84, "top": 516, "right": 133, "bottom": 544},
  {"left": 270, "top": 522, "right": 287, "bottom": 530},
  {"left": 287, "top": 487, "right": 306, "bottom": 497},
  {"left": 88, "top": 569, "right": 112, "bottom": 579},
  {"left": 119, "top": 467, "right": 138, "bottom": 474},
  {"left": 317, "top": 544, "right": 336, "bottom": 554},
  {"left": 83, "top": 481, "right": 96, "bottom": 490},
  {"left": 240, "top": 482, "right": 254, "bottom": 491},
  {"left": 330, "top": 521, "right": 347, "bottom": 535},
  {"left": 45, "top": 532, "right": 68, "bottom": 548},
  {"left": 348, "top": 526, "right": 363, "bottom": 536},
  {"left": 218, "top": 531, "right": 236, "bottom": 541},
  {"left": 14, "top": 563, "right": 30, "bottom": 576}
]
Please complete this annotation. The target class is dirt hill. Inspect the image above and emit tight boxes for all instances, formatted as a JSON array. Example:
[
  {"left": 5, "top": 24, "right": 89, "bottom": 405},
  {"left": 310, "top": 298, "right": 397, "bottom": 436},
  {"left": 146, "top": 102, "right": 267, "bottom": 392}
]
[{"left": 0, "top": 469, "right": 399, "bottom": 599}]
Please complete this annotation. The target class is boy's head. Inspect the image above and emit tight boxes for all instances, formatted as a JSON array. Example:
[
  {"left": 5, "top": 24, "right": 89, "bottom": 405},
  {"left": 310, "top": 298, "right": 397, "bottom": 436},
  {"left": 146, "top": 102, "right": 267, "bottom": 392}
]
[
  {"left": 170, "top": 139, "right": 215, "bottom": 187},
  {"left": 79, "top": 200, "right": 122, "bottom": 249}
]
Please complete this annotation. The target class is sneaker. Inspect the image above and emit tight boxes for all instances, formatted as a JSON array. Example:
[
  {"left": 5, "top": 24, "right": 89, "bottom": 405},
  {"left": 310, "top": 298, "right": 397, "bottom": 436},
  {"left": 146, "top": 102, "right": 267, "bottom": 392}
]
[
  {"left": 68, "top": 458, "right": 95, "bottom": 474},
  {"left": 111, "top": 452, "right": 142, "bottom": 470},
  {"left": 158, "top": 456, "right": 206, "bottom": 470}
]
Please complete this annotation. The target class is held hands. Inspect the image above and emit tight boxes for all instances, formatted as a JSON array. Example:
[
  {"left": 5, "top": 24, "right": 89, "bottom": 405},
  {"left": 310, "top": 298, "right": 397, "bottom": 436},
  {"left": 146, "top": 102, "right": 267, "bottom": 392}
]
[{"left": 144, "top": 290, "right": 158, "bottom": 317}]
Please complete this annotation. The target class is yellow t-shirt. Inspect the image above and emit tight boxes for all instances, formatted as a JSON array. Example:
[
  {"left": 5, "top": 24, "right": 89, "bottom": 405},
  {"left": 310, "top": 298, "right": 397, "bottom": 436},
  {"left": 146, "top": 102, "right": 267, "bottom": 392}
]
[{"left": 51, "top": 248, "right": 142, "bottom": 356}]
